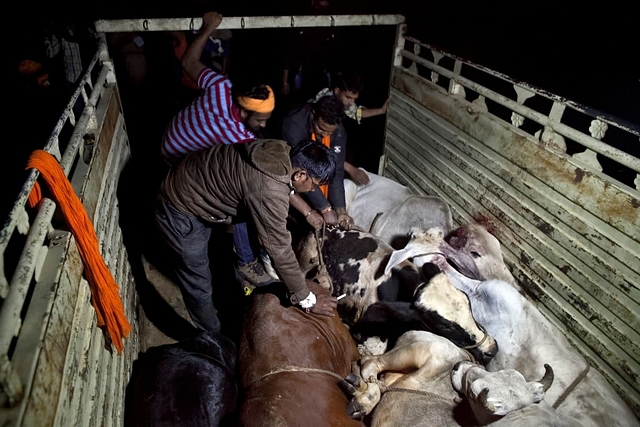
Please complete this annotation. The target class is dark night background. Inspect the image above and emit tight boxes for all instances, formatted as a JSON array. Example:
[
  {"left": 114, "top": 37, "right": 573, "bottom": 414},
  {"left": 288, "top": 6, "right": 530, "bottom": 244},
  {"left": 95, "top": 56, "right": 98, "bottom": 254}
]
[{"left": 5, "top": 0, "right": 639, "bottom": 222}]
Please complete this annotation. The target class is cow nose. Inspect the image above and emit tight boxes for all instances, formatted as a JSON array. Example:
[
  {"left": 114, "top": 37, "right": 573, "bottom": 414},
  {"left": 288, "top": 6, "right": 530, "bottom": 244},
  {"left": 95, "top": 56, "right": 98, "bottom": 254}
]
[{"left": 482, "top": 340, "right": 499, "bottom": 363}]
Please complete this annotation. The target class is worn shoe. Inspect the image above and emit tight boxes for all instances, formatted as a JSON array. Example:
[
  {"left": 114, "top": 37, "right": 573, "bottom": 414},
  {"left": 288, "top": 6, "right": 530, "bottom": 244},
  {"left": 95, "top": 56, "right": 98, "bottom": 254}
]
[{"left": 236, "top": 260, "right": 275, "bottom": 287}]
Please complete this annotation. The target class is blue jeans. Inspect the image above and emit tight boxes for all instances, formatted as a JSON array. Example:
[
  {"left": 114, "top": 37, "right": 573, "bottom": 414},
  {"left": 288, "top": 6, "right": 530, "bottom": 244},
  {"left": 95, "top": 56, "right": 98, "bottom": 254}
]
[
  {"left": 155, "top": 194, "right": 221, "bottom": 332},
  {"left": 232, "top": 222, "right": 255, "bottom": 265}
]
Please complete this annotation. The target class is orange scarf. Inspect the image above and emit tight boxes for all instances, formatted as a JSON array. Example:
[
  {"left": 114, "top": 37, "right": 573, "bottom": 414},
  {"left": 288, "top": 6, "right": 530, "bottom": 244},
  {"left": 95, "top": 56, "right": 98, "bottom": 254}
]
[
  {"left": 27, "top": 150, "right": 131, "bottom": 354},
  {"left": 310, "top": 133, "right": 331, "bottom": 198}
]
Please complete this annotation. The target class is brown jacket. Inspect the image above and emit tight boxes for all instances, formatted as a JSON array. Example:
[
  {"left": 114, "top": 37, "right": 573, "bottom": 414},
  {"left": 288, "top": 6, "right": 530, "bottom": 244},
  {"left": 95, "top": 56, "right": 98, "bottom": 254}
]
[{"left": 162, "top": 139, "right": 310, "bottom": 304}]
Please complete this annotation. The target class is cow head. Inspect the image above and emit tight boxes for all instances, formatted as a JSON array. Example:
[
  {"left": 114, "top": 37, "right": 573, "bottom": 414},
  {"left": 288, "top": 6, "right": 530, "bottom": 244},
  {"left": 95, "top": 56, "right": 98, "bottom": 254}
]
[
  {"left": 412, "top": 271, "right": 498, "bottom": 364},
  {"left": 448, "top": 223, "right": 518, "bottom": 288},
  {"left": 385, "top": 227, "right": 481, "bottom": 279},
  {"left": 451, "top": 361, "right": 554, "bottom": 425}
]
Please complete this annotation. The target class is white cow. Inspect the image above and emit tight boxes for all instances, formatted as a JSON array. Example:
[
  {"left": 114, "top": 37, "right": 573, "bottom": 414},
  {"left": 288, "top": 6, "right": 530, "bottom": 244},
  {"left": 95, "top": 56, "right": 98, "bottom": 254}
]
[
  {"left": 342, "top": 330, "right": 568, "bottom": 426},
  {"left": 344, "top": 170, "right": 453, "bottom": 249},
  {"left": 390, "top": 231, "right": 639, "bottom": 427},
  {"left": 451, "top": 361, "right": 583, "bottom": 426},
  {"left": 447, "top": 222, "right": 519, "bottom": 290}
]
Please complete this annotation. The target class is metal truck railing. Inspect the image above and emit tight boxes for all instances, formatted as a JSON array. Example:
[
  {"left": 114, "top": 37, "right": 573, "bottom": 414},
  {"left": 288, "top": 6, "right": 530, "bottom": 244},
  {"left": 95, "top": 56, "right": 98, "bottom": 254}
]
[
  {"left": 384, "top": 28, "right": 640, "bottom": 417},
  {"left": 0, "top": 37, "right": 140, "bottom": 426}
]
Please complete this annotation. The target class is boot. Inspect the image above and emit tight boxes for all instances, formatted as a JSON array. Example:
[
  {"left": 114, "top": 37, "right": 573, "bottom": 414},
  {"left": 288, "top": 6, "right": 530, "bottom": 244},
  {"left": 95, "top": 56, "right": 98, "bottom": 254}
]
[{"left": 236, "top": 259, "right": 275, "bottom": 288}]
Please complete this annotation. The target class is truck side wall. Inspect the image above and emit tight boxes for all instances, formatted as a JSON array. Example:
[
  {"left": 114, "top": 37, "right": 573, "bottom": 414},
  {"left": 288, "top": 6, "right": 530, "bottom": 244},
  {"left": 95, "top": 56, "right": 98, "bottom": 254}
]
[
  {"left": 0, "top": 47, "right": 140, "bottom": 426},
  {"left": 383, "top": 47, "right": 640, "bottom": 417}
]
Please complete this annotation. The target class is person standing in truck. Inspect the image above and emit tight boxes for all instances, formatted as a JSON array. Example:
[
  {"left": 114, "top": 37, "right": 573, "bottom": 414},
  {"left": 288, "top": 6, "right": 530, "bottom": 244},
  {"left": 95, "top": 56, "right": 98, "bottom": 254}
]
[
  {"left": 160, "top": 11, "right": 275, "bottom": 288},
  {"left": 313, "top": 71, "right": 389, "bottom": 185},
  {"left": 281, "top": 95, "right": 355, "bottom": 230},
  {"left": 154, "top": 139, "right": 339, "bottom": 333}
]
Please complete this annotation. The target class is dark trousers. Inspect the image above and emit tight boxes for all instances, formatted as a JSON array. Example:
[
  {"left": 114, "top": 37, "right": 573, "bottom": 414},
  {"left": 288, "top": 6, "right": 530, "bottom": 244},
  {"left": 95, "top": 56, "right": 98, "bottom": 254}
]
[{"left": 154, "top": 194, "right": 221, "bottom": 333}]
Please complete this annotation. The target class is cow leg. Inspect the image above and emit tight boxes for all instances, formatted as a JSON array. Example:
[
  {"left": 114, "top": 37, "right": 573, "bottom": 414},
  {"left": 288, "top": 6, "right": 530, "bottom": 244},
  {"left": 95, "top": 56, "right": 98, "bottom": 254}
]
[{"left": 360, "top": 331, "right": 461, "bottom": 385}]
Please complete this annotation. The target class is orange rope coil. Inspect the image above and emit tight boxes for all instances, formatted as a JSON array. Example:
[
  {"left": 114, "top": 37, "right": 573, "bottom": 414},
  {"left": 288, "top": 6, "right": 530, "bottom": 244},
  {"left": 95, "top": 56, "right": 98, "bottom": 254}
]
[{"left": 27, "top": 150, "right": 131, "bottom": 353}]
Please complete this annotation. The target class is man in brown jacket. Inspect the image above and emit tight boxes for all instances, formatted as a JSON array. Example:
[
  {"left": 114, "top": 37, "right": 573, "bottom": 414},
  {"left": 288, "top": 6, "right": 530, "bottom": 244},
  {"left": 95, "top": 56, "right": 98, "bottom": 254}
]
[{"left": 154, "top": 139, "right": 338, "bottom": 333}]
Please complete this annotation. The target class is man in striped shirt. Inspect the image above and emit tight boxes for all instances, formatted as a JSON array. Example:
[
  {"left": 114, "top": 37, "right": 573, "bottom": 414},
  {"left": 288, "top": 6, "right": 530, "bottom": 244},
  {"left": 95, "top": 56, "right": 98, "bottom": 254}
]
[{"left": 161, "top": 11, "right": 275, "bottom": 287}]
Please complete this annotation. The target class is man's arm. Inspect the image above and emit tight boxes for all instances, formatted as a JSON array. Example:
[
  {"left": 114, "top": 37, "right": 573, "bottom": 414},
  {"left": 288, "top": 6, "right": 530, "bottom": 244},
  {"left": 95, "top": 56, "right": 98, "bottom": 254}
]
[
  {"left": 360, "top": 98, "right": 389, "bottom": 119},
  {"left": 182, "top": 11, "right": 223, "bottom": 84}
]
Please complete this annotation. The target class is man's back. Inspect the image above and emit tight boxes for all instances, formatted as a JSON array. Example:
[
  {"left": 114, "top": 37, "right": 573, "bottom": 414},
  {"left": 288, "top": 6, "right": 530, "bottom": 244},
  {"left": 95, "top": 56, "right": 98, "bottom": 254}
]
[{"left": 161, "top": 68, "right": 255, "bottom": 164}]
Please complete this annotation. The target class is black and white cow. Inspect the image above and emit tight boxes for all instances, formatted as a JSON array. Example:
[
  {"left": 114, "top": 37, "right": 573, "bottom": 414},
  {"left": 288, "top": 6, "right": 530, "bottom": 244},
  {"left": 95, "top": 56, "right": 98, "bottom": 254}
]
[
  {"left": 125, "top": 331, "right": 239, "bottom": 427},
  {"left": 295, "top": 226, "right": 496, "bottom": 361}
]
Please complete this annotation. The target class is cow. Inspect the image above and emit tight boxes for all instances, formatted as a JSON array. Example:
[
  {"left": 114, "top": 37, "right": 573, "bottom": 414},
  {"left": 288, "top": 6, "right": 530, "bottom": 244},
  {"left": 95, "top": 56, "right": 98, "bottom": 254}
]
[
  {"left": 451, "top": 360, "right": 583, "bottom": 426},
  {"left": 343, "top": 169, "right": 453, "bottom": 249},
  {"left": 447, "top": 221, "right": 519, "bottom": 289},
  {"left": 386, "top": 226, "right": 518, "bottom": 290},
  {"left": 237, "top": 280, "right": 365, "bottom": 427},
  {"left": 295, "top": 225, "right": 496, "bottom": 360},
  {"left": 449, "top": 276, "right": 640, "bottom": 427},
  {"left": 400, "top": 244, "right": 640, "bottom": 427},
  {"left": 124, "top": 331, "right": 239, "bottom": 427},
  {"left": 342, "top": 330, "right": 559, "bottom": 426}
]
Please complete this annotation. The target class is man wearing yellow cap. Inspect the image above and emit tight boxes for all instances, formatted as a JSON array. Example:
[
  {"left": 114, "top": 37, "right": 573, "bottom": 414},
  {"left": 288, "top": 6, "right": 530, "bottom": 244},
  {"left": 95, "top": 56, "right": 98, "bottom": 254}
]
[{"left": 160, "top": 11, "right": 276, "bottom": 287}]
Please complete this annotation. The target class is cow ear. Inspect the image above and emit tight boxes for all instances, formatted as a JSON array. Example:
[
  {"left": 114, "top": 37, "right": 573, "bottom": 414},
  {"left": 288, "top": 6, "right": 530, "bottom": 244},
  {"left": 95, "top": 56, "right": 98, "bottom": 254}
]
[{"left": 385, "top": 242, "right": 427, "bottom": 275}]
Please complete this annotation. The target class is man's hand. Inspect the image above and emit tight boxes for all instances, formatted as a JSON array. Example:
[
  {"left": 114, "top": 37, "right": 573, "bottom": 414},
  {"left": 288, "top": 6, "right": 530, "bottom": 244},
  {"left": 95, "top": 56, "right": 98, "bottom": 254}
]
[
  {"left": 380, "top": 97, "right": 390, "bottom": 114},
  {"left": 202, "top": 11, "right": 223, "bottom": 32},
  {"left": 310, "top": 293, "right": 337, "bottom": 317},
  {"left": 349, "top": 168, "right": 370, "bottom": 186},
  {"left": 344, "top": 161, "right": 370, "bottom": 186},
  {"left": 305, "top": 211, "right": 324, "bottom": 230},
  {"left": 322, "top": 208, "right": 338, "bottom": 225},
  {"left": 334, "top": 207, "right": 354, "bottom": 230},
  {"left": 337, "top": 213, "right": 354, "bottom": 230}
]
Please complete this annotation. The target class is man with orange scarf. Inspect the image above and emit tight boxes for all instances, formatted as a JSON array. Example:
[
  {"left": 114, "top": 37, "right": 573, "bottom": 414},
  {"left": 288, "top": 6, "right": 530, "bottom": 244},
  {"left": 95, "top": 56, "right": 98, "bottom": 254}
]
[
  {"left": 160, "top": 11, "right": 275, "bottom": 288},
  {"left": 282, "top": 95, "right": 355, "bottom": 229}
]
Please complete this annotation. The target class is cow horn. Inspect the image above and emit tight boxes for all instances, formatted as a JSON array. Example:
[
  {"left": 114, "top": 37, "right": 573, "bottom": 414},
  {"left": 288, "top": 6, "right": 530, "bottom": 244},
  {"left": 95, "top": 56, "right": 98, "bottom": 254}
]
[
  {"left": 539, "top": 364, "right": 554, "bottom": 391},
  {"left": 478, "top": 388, "right": 495, "bottom": 412},
  {"left": 440, "top": 241, "right": 482, "bottom": 279},
  {"left": 386, "top": 242, "right": 434, "bottom": 275}
]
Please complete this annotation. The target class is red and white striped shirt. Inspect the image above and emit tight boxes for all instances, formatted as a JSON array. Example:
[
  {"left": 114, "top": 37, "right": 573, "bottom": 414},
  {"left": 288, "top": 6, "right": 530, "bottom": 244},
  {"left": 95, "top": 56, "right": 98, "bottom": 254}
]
[{"left": 161, "top": 68, "right": 255, "bottom": 164}]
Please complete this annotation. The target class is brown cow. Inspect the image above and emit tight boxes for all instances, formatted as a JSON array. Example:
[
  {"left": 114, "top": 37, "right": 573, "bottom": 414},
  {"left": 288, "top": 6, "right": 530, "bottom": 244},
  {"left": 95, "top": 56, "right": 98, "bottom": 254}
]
[{"left": 238, "top": 281, "right": 364, "bottom": 427}]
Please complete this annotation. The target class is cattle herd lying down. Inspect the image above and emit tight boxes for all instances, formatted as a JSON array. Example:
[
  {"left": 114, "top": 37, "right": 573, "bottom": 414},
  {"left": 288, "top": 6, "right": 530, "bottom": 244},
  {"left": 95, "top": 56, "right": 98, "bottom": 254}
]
[
  {"left": 341, "top": 330, "right": 569, "bottom": 427},
  {"left": 128, "top": 171, "right": 639, "bottom": 426}
]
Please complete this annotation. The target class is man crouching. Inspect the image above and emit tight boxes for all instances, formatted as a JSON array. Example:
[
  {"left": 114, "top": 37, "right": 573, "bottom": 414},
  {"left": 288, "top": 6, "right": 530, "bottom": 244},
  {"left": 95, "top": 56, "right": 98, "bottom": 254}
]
[{"left": 154, "top": 139, "right": 339, "bottom": 333}]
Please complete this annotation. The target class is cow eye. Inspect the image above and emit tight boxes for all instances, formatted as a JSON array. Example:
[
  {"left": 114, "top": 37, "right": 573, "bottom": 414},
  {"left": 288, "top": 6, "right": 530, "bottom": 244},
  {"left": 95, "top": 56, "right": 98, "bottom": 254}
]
[{"left": 470, "top": 251, "right": 481, "bottom": 258}]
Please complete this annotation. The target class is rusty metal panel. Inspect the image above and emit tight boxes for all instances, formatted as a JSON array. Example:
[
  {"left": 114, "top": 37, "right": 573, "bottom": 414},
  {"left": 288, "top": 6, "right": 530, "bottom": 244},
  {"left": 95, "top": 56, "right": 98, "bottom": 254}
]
[
  {"left": 384, "top": 61, "right": 640, "bottom": 417},
  {"left": 1, "top": 44, "right": 140, "bottom": 426}
]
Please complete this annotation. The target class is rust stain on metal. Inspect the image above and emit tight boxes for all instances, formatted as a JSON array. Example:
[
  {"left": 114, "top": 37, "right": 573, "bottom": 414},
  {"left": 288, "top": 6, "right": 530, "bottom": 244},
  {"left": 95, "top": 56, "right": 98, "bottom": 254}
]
[
  {"left": 519, "top": 250, "right": 533, "bottom": 266},
  {"left": 622, "top": 361, "right": 639, "bottom": 384},
  {"left": 536, "top": 218, "right": 553, "bottom": 236},
  {"left": 559, "top": 265, "right": 572, "bottom": 274},
  {"left": 568, "top": 294, "right": 589, "bottom": 314},
  {"left": 574, "top": 168, "right": 586, "bottom": 184}
]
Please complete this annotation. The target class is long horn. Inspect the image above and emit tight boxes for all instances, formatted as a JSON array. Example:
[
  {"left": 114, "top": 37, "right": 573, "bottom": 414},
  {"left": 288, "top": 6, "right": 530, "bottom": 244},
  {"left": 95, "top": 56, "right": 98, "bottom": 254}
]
[
  {"left": 539, "top": 364, "right": 554, "bottom": 391},
  {"left": 386, "top": 241, "right": 436, "bottom": 275}
]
